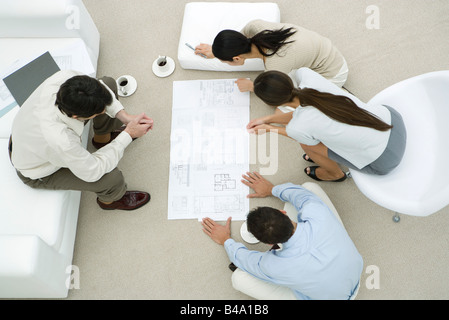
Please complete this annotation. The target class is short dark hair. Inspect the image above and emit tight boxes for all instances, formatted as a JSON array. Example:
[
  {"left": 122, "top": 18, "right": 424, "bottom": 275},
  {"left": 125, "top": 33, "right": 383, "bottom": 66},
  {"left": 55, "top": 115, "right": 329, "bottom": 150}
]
[
  {"left": 55, "top": 75, "right": 112, "bottom": 118},
  {"left": 247, "top": 207, "right": 294, "bottom": 244}
]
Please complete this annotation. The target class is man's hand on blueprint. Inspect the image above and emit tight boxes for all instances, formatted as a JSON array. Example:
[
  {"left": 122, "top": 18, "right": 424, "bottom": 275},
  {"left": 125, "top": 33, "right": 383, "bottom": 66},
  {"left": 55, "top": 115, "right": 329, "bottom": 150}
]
[
  {"left": 201, "top": 217, "right": 232, "bottom": 245},
  {"left": 241, "top": 172, "right": 274, "bottom": 198}
]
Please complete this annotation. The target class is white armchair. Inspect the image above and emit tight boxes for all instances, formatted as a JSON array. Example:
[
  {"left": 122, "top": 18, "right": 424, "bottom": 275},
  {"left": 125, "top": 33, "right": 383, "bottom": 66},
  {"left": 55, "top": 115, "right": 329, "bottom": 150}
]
[{"left": 349, "top": 71, "right": 449, "bottom": 221}]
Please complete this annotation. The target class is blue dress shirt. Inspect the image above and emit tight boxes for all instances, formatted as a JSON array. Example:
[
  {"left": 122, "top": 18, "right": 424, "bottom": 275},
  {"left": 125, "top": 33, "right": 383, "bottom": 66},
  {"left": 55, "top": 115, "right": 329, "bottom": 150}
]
[{"left": 224, "top": 183, "right": 363, "bottom": 300}]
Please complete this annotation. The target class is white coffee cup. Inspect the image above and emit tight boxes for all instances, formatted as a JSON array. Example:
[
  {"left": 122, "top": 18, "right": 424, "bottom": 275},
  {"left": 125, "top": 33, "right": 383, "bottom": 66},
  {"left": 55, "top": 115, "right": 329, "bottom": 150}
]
[
  {"left": 240, "top": 221, "right": 259, "bottom": 244},
  {"left": 117, "top": 76, "right": 131, "bottom": 96},
  {"left": 156, "top": 55, "right": 170, "bottom": 73}
]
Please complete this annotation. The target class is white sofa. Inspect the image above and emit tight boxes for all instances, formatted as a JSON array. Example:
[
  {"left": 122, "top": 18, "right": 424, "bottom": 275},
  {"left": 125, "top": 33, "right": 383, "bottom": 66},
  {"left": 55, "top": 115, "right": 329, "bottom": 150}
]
[{"left": 0, "top": 0, "right": 99, "bottom": 298}]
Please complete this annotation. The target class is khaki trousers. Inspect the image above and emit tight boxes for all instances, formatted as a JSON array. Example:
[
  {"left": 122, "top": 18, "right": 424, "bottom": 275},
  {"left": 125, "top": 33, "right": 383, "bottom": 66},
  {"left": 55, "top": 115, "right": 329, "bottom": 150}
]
[{"left": 10, "top": 76, "right": 127, "bottom": 203}]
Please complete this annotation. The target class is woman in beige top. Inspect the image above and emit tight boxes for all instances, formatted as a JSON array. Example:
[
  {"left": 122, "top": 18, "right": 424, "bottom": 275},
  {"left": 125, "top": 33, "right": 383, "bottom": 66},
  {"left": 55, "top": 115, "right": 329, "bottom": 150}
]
[{"left": 195, "top": 19, "right": 348, "bottom": 91}]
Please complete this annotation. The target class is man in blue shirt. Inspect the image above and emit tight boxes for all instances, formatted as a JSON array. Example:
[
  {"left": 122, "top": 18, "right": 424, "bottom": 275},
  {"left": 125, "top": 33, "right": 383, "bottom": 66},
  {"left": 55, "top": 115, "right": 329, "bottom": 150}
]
[{"left": 201, "top": 171, "right": 363, "bottom": 300}]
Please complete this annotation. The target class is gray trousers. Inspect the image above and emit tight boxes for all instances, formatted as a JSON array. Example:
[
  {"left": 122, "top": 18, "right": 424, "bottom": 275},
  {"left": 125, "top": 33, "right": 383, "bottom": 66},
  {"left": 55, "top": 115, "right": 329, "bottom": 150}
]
[
  {"left": 10, "top": 76, "right": 127, "bottom": 203},
  {"left": 328, "top": 105, "right": 407, "bottom": 175}
]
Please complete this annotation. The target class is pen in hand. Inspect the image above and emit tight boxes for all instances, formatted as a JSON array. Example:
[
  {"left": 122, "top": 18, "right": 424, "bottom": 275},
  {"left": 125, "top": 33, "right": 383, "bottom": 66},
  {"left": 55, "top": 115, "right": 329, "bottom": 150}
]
[{"left": 185, "top": 43, "right": 207, "bottom": 58}]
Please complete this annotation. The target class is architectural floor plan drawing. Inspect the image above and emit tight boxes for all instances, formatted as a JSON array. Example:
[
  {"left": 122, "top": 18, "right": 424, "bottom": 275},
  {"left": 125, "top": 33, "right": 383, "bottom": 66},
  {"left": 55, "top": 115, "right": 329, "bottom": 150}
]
[
  {"left": 214, "top": 174, "right": 236, "bottom": 191},
  {"left": 168, "top": 79, "right": 250, "bottom": 221}
]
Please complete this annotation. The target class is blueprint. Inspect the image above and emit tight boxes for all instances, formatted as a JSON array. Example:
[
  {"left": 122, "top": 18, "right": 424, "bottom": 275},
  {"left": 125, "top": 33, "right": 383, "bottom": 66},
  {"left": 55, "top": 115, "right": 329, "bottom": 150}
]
[{"left": 168, "top": 79, "right": 250, "bottom": 221}]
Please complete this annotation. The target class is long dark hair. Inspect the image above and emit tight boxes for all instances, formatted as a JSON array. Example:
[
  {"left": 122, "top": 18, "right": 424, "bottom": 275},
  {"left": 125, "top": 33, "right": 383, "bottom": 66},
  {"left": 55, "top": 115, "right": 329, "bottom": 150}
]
[
  {"left": 212, "top": 27, "right": 296, "bottom": 62},
  {"left": 254, "top": 71, "right": 393, "bottom": 132}
]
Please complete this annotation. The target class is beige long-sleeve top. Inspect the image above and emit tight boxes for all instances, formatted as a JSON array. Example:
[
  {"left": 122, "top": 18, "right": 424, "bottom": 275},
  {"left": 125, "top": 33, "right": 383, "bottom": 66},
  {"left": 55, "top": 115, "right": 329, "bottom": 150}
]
[
  {"left": 241, "top": 19, "right": 345, "bottom": 79},
  {"left": 11, "top": 70, "right": 132, "bottom": 182}
]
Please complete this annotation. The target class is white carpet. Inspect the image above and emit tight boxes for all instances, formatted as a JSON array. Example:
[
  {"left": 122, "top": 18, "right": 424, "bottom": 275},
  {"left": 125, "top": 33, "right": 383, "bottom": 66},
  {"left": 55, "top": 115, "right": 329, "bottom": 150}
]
[{"left": 67, "top": 0, "right": 449, "bottom": 300}]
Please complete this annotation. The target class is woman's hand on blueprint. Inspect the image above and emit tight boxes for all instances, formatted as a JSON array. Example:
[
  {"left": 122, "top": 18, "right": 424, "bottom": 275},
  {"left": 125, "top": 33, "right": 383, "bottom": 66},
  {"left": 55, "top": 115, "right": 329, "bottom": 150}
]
[
  {"left": 235, "top": 78, "right": 254, "bottom": 92},
  {"left": 241, "top": 171, "right": 274, "bottom": 198},
  {"left": 248, "top": 124, "right": 277, "bottom": 134},
  {"left": 247, "top": 116, "right": 289, "bottom": 137},
  {"left": 246, "top": 117, "right": 271, "bottom": 134}
]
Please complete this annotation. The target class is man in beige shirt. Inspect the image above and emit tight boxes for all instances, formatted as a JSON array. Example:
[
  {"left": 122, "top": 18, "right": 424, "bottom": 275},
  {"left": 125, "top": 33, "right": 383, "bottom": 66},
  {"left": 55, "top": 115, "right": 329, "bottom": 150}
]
[{"left": 10, "top": 70, "right": 153, "bottom": 211}]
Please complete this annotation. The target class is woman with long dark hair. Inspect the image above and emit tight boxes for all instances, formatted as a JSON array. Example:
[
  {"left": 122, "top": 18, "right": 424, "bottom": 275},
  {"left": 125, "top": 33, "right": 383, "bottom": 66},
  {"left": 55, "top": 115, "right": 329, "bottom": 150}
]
[
  {"left": 247, "top": 68, "right": 407, "bottom": 182},
  {"left": 195, "top": 19, "right": 348, "bottom": 91}
]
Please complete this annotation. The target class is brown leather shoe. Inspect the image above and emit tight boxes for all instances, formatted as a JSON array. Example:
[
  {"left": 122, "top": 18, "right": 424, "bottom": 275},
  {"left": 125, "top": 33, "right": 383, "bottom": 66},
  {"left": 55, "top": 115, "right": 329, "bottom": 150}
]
[
  {"left": 97, "top": 191, "right": 151, "bottom": 210},
  {"left": 92, "top": 125, "right": 136, "bottom": 149}
]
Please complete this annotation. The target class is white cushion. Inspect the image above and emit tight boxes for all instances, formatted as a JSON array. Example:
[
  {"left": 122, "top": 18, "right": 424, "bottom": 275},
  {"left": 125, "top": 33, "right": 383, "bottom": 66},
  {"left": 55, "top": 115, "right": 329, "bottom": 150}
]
[
  {"left": 0, "top": 119, "right": 89, "bottom": 251},
  {"left": 178, "top": 2, "right": 281, "bottom": 71},
  {"left": 0, "top": 0, "right": 100, "bottom": 71},
  {"left": 0, "top": 234, "right": 73, "bottom": 298},
  {"left": 0, "top": 38, "right": 93, "bottom": 72},
  {"left": 0, "top": 38, "right": 96, "bottom": 139},
  {"left": 0, "top": 106, "right": 19, "bottom": 139},
  {"left": 0, "top": 138, "right": 77, "bottom": 251}
]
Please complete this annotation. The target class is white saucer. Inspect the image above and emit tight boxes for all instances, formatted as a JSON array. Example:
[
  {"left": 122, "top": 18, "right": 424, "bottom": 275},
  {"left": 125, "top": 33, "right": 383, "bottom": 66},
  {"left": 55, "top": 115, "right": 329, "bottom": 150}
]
[
  {"left": 152, "top": 56, "right": 176, "bottom": 78},
  {"left": 116, "top": 75, "right": 137, "bottom": 97},
  {"left": 240, "top": 221, "right": 259, "bottom": 244}
]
